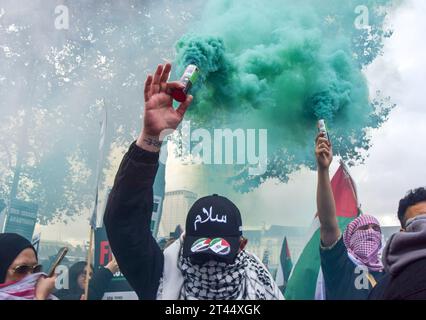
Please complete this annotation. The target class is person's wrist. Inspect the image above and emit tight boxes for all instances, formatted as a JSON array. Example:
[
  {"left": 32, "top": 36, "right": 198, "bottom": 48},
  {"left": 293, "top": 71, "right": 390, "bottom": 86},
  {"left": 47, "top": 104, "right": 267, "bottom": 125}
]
[
  {"left": 318, "top": 166, "right": 329, "bottom": 174},
  {"left": 105, "top": 263, "right": 114, "bottom": 272},
  {"left": 136, "top": 131, "right": 162, "bottom": 153},
  {"left": 35, "top": 292, "right": 47, "bottom": 300}
]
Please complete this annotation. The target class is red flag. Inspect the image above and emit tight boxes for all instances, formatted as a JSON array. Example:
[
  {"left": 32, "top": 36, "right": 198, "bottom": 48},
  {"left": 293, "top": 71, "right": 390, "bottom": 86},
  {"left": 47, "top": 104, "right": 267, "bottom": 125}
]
[{"left": 330, "top": 160, "right": 359, "bottom": 218}]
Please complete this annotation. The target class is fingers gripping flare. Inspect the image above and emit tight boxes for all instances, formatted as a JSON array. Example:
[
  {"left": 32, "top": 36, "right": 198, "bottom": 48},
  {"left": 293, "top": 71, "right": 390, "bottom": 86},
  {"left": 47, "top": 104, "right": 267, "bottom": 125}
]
[
  {"left": 139, "top": 63, "right": 194, "bottom": 150},
  {"left": 176, "top": 95, "right": 193, "bottom": 118}
]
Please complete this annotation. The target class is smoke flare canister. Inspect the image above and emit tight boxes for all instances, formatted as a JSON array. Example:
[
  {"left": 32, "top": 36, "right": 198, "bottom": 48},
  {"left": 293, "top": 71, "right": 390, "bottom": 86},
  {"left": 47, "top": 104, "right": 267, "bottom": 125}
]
[
  {"left": 318, "top": 119, "right": 330, "bottom": 142},
  {"left": 172, "top": 64, "right": 199, "bottom": 102}
]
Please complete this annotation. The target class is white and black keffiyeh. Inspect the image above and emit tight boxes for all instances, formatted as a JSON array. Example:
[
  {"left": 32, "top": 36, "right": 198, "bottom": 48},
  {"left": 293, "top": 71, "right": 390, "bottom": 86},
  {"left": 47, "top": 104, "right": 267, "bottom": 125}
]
[{"left": 178, "top": 250, "right": 283, "bottom": 300}]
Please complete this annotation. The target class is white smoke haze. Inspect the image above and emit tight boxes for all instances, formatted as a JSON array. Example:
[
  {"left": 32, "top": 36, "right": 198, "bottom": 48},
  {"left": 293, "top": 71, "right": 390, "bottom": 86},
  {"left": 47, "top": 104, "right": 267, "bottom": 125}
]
[
  {"left": 0, "top": 0, "right": 205, "bottom": 229},
  {"left": 0, "top": 0, "right": 424, "bottom": 245}
]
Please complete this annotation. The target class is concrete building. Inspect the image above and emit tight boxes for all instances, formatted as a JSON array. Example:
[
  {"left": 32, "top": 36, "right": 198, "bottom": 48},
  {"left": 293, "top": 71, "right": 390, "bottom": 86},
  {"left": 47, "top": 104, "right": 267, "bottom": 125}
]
[
  {"left": 37, "top": 239, "right": 87, "bottom": 269},
  {"left": 243, "top": 225, "right": 308, "bottom": 276},
  {"left": 158, "top": 190, "right": 197, "bottom": 238}
]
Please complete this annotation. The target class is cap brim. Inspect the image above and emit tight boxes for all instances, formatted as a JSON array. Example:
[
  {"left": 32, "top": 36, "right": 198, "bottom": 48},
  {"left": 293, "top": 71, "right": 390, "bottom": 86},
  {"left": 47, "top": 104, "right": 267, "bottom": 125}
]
[{"left": 182, "top": 235, "right": 240, "bottom": 264}]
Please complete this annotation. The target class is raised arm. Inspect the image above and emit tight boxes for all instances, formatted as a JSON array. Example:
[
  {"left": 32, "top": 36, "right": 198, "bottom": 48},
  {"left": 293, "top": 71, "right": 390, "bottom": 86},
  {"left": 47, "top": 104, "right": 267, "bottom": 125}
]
[
  {"left": 315, "top": 133, "right": 340, "bottom": 247},
  {"left": 103, "top": 63, "right": 192, "bottom": 299}
]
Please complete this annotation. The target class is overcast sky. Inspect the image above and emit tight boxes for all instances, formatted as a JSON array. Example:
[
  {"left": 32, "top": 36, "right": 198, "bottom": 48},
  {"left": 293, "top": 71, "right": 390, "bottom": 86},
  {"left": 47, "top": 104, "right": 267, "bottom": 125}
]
[{"left": 35, "top": 0, "right": 426, "bottom": 245}]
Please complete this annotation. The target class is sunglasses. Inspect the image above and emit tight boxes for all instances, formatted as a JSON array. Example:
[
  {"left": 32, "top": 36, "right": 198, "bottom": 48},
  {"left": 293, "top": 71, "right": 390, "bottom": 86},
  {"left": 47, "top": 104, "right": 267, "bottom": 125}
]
[{"left": 12, "top": 264, "right": 43, "bottom": 275}]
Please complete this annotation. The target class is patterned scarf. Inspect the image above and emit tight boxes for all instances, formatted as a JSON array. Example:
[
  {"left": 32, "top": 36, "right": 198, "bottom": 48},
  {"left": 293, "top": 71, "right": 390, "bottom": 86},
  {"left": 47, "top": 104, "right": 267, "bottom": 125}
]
[
  {"left": 343, "top": 215, "right": 383, "bottom": 271},
  {"left": 178, "top": 250, "right": 283, "bottom": 300},
  {"left": 0, "top": 273, "right": 57, "bottom": 300}
]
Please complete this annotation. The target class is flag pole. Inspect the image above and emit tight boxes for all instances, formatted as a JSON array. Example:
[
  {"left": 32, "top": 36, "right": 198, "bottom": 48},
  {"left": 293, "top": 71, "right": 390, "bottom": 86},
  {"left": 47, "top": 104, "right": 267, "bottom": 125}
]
[
  {"left": 84, "top": 227, "right": 94, "bottom": 300},
  {"left": 339, "top": 159, "right": 360, "bottom": 211},
  {"left": 84, "top": 99, "right": 107, "bottom": 300}
]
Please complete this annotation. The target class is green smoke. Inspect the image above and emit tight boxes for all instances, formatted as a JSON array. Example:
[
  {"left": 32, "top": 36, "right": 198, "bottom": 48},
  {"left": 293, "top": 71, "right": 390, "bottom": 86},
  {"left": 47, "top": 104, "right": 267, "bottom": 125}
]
[{"left": 174, "top": 0, "right": 397, "bottom": 191}]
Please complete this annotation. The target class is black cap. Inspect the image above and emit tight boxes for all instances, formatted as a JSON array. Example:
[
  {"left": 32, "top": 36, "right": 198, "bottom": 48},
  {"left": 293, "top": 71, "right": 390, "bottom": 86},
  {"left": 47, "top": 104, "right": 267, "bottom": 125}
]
[{"left": 182, "top": 194, "right": 242, "bottom": 264}]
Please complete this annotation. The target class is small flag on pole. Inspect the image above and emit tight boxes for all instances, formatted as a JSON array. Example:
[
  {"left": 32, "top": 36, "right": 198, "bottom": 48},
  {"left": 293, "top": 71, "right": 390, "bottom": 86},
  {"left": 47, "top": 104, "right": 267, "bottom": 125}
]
[
  {"left": 262, "top": 248, "right": 270, "bottom": 270},
  {"left": 275, "top": 236, "right": 293, "bottom": 292},
  {"left": 32, "top": 233, "right": 41, "bottom": 253},
  {"left": 90, "top": 100, "right": 108, "bottom": 229}
]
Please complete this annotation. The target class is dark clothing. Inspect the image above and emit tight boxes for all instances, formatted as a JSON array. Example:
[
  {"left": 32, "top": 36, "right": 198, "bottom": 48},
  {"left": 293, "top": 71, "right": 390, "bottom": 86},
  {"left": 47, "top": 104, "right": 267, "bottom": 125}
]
[
  {"left": 55, "top": 267, "right": 113, "bottom": 300},
  {"left": 320, "top": 237, "right": 385, "bottom": 300},
  {"left": 66, "top": 261, "right": 90, "bottom": 293},
  {"left": 103, "top": 142, "right": 163, "bottom": 300},
  {"left": 375, "top": 258, "right": 426, "bottom": 300},
  {"left": 367, "top": 273, "right": 391, "bottom": 300},
  {"left": 0, "top": 233, "right": 37, "bottom": 283},
  {"left": 373, "top": 216, "right": 426, "bottom": 300}
]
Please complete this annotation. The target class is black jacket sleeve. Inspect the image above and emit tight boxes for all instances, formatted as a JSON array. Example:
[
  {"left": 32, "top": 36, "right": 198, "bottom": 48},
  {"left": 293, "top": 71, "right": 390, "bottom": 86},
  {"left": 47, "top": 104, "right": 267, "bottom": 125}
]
[
  {"left": 87, "top": 267, "right": 114, "bottom": 300},
  {"left": 103, "top": 142, "right": 164, "bottom": 300},
  {"left": 382, "top": 258, "right": 426, "bottom": 300}
]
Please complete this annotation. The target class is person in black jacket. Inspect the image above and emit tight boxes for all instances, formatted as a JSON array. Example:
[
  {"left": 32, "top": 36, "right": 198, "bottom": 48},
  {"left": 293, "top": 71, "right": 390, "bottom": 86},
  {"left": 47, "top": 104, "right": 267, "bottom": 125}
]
[
  {"left": 55, "top": 258, "right": 119, "bottom": 300},
  {"left": 103, "top": 63, "right": 283, "bottom": 300},
  {"left": 369, "top": 187, "right": 426, "bottom": 300}
]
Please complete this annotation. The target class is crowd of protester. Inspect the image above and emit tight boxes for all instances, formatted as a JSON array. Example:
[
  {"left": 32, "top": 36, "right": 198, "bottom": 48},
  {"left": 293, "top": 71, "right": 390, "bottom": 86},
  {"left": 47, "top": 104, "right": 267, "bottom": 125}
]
[{"left": 1, "top": 63, "right": 425, "bottom": 300}]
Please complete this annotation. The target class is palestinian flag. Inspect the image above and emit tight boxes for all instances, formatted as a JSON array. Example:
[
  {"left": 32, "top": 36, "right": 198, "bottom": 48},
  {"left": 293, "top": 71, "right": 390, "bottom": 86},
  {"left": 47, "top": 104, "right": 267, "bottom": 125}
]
[
  {"left": 284, "top": 161, "right": 360, "bottom": 300},
  {"left": 209, "top": 238, "right": 231, "bottom": 255},
  {"left": 191, "top": 238, "right": 211, "bottom": 253},
  {"left": 275, "top": 237, "right": 293, "bottom": 292}
]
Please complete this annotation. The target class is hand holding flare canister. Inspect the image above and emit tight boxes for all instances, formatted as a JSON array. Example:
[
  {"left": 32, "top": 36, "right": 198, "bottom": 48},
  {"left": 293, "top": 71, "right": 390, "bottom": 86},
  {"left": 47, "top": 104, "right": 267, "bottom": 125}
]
[
  {"left": 318, "top": 119, "right": 330, "bottom": 142},
  {"left": 171, "top": 64, "right": 199, "bottom": 102}
]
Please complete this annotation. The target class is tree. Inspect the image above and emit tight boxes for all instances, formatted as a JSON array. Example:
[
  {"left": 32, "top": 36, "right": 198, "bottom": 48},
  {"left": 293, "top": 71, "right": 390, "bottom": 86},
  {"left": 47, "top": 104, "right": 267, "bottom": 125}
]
[{"left": 0, "top": 0, "right": 200, "bottom": 224}]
